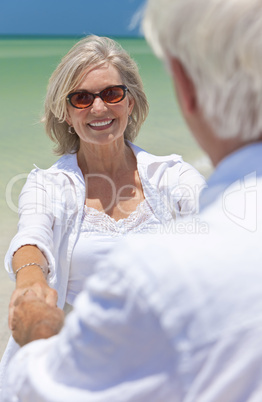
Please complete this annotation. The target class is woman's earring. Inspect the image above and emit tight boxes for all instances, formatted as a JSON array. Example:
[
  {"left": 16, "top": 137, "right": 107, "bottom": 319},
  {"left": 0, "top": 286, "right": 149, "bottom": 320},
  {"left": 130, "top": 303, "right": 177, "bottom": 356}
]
[
  {"left": 68, "top": 126, "right": 76, "bottom": 135},
  {"left": 128, "top": 115, "right": 133, "bottom": 126}
]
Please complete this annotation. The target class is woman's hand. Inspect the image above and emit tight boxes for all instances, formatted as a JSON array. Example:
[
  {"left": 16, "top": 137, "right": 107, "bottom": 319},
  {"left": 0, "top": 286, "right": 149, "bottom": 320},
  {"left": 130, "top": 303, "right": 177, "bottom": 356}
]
[
  {"left": 9, "top": 282, "right": 58, "bottom": 330},
  {"left": 9, "top": 245, "right": 58, "bottom": 329},
  {"left": 10, "top": 289, "right": 64, "bottom": 347}
]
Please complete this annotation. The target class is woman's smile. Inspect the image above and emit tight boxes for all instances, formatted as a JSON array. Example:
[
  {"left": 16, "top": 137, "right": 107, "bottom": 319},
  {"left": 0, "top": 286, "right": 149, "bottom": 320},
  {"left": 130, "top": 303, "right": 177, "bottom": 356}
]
[{"left": 88, "top": 119, "right": 114, "bottom": 130}]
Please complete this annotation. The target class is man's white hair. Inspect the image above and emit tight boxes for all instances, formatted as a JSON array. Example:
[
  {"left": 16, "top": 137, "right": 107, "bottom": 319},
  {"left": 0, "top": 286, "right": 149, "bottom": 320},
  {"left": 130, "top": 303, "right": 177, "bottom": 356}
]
[{"left": 143, "top": 0, "right": 262, "bottom": 141}]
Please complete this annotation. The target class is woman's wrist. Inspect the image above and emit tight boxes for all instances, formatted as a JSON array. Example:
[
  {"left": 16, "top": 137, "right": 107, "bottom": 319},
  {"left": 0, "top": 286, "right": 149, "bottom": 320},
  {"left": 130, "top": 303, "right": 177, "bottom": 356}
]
[
  {"left": 15, "top": 268, "right": 49, "bottom": 289},
  {"left": 15, "top": 262, "right": 49, "bottom": 279}
]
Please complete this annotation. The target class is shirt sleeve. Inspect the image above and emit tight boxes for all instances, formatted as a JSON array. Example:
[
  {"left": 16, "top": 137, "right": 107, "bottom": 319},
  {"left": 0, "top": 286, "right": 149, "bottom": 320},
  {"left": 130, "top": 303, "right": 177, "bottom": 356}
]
[
  {"left": 4, "top": 169, "right": 56, "bottom": 281},
  {"left": 171, "top": 161, "right": 207, "bottom": 216},
  {"left": 159, "top": 158, "right": 207, "bottom": 218}
]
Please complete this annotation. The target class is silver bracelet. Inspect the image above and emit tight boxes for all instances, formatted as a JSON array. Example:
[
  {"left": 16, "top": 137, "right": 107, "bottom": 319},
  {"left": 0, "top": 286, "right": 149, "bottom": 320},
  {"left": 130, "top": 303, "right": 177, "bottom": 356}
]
[{"left": 15, "top": 263, "right": 48, "bottom": 279}]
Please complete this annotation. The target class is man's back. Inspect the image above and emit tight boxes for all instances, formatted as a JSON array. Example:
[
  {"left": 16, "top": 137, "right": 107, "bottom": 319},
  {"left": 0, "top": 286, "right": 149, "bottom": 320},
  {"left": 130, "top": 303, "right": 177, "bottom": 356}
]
[{"left": 5, "top": 180, "right": 262, "bottom": 401}]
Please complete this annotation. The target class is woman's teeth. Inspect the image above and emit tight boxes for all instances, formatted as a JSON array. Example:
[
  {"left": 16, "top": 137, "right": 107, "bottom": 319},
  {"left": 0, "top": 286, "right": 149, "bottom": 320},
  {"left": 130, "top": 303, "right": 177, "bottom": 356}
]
[{"left": 89, "top": 120, "right": 113, "bottom": 127}]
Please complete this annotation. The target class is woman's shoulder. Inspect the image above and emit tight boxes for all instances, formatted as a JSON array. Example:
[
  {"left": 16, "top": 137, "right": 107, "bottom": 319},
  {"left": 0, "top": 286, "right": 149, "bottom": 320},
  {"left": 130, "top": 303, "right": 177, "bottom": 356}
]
[
  {"left": 45, "top": 153, "right": 79, "bottom": 173},
  {"left": 128, "top": 141, "right": 205, "bottom": 189},
  {"left": 26, "top": 153, "right": 83, "bottom": 186},
  {"left": 128, "top": 141, "right": 183, "bottom": 166},
  {"left": 29, "top": 154, "right": 79, "bottom": 176}
]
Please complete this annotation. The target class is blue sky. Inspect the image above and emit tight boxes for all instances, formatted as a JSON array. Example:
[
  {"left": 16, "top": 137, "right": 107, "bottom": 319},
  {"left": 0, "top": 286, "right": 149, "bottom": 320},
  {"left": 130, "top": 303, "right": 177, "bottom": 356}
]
[{"left": 0, "top": 0, "right": 145, "bottom": 37}]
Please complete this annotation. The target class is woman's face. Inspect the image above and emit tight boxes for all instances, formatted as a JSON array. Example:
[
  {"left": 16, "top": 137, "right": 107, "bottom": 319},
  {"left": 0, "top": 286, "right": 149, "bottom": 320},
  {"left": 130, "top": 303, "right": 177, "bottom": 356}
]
[{"left": 66, "top": 64, "right": 134, "bottom": 147}]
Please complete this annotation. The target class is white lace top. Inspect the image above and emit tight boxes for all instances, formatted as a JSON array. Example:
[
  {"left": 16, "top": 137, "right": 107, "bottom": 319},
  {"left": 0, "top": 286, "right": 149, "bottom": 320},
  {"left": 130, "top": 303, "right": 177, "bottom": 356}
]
[{"left": 67, "top": 199, "right": 160, "bottom": 305}]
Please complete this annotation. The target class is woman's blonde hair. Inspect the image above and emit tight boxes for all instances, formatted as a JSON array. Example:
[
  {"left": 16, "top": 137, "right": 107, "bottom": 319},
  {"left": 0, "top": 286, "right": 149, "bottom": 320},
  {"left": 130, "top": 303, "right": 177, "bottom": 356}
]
[{"left": 44, "top": 35, "right": 149, "bottom": 155}]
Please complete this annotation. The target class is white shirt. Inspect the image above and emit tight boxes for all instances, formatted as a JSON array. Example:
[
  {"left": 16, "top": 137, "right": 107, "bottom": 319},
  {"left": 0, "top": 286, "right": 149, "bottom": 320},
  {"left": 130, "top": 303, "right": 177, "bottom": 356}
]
[
  {"left": 3, "top": 143, "right": 262, "bottom": 401},
  {"left": 67, "top": 199, "right": 159, "bottom": 305},
  {"left": 4, "top": 228, "right": 262, "bottom": 401},
  {"left": 0, "top": 142, "right": 205, "bottom": 398},
  {"left": 4, "top": 141, "right": 205, "bottom": 308}
]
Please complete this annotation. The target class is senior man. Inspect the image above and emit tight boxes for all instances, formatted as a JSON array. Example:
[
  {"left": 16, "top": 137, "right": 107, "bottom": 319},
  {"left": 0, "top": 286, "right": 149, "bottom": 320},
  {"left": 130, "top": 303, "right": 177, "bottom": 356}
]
[{"left": 4, "top": 0, "right": 262, "bottom": 401}]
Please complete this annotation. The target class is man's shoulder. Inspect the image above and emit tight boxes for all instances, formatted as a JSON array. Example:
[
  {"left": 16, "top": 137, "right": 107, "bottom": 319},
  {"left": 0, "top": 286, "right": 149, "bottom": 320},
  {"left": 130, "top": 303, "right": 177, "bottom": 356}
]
[
  {"left": 111, "top": 209, "right": 262, "bottom": 285},
  {"left": 92, "top": 223, "right": 262, "bottom": 364}
]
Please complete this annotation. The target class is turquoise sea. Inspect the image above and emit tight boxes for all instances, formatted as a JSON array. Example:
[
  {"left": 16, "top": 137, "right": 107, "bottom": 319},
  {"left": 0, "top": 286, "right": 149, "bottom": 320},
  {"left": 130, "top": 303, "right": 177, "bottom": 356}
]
[{"left": 0, "top": 37, "right": 212, "bottom": 260}]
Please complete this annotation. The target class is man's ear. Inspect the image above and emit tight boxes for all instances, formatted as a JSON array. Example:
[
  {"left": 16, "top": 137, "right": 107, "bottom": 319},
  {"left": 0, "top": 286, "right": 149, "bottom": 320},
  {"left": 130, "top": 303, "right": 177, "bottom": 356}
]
[{"left": 168, "top": 57, "right": 197, "bottom": 114}]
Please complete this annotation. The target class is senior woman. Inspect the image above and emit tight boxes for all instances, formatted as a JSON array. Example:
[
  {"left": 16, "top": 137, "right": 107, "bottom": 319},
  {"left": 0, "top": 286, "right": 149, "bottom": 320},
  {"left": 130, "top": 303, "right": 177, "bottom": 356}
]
[{"left": 0, "top": 35, "right": 205, "bottom": 393}]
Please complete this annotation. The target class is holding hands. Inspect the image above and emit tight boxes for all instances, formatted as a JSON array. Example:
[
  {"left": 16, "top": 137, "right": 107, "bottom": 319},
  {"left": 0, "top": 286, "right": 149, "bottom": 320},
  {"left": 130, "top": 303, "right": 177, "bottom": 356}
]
[
  {"left": 8, "top": 246, "right": 64, "bottom": 346},
  {"left": 8, "top": 281, "right": 58, "bottom": 330},
  {"left": 10, "top": 289, "right": 64, "bottom": 347}
]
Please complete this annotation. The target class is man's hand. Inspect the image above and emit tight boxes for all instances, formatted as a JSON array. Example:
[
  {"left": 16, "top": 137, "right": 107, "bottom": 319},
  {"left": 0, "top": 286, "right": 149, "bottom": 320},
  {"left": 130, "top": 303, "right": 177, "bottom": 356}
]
[
  {"left": 10, "top": 290, "right": 65, "bottom": 347},
  {"left": 9, "top": 283, "right": 58, "bottom": 330}
]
